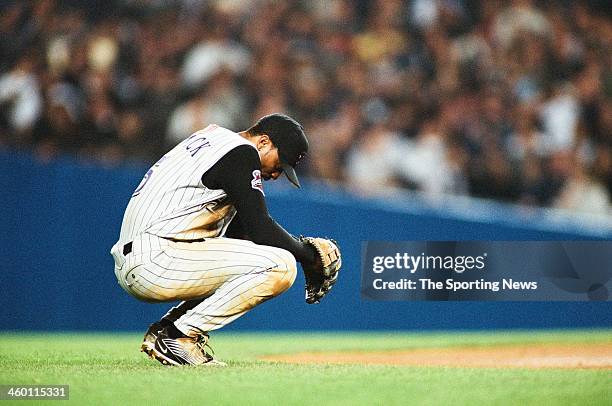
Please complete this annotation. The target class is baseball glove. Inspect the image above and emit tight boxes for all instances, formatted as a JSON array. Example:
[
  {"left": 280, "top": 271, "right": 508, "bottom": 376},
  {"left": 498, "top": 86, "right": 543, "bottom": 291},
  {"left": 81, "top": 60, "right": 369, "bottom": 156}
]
[{"left": 300, "top": 237, "right": 342, "bottom": 304}]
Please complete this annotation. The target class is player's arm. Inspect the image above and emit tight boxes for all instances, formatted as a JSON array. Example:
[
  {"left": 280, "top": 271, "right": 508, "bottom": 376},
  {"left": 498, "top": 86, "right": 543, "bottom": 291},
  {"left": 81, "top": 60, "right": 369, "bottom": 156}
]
[
  {"left": 202, "top": 145, "right": 317, "bottom": 266},
  {"left": 224, "top": 213, "right": 249, "bottom": 240}
]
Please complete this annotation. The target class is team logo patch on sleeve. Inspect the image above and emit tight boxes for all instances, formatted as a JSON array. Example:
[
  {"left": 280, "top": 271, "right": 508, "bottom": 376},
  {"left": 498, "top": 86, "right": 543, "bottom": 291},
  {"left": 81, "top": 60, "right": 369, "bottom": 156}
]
[{"left": 251, "top": 170, "right": 264, "bottom": 195}]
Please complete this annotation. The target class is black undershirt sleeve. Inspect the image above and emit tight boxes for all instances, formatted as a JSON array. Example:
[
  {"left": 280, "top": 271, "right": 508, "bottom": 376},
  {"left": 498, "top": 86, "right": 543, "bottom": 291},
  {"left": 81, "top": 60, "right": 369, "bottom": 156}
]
[
  {"left": 224, "top": 212, "right": 248, "bottom": 240},
  {"left": 202, "top": 145, "right": 317, "bottom": 266}
]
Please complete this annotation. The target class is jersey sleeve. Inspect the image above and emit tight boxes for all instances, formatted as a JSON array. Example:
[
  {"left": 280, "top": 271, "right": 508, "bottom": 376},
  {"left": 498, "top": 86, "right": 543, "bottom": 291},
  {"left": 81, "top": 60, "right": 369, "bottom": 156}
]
[
  {"left": 224, "top": 212, "right": 249, "bottom": 240},
  {"left": 201, "top": 145, "right": 317, "bottom": 266}
]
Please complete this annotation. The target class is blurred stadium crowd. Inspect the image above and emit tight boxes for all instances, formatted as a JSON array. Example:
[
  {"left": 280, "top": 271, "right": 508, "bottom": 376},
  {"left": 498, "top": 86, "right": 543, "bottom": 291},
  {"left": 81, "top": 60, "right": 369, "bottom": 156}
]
[{"left": 1, "top": 0, "right": 611, "bottom": 214}]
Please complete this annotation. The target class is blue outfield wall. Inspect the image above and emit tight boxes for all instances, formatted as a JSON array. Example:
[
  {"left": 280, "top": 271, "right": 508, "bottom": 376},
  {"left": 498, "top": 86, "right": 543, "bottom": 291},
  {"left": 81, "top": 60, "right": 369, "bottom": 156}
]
[{"left": 1, "top": 150, "right": 611, "bottom": 332}]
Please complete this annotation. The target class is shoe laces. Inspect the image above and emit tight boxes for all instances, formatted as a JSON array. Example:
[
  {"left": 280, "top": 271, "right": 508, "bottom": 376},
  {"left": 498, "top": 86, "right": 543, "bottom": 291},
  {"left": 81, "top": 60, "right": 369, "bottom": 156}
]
[{"left": 192, "top": 327, "right": 215, "bottom": 358}]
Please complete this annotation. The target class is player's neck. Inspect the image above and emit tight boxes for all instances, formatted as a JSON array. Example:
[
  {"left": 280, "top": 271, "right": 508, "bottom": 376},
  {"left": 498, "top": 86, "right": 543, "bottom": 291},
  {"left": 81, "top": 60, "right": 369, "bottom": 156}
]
[{"left": 239, "top": 131, "right": 260, "bottom": 146}]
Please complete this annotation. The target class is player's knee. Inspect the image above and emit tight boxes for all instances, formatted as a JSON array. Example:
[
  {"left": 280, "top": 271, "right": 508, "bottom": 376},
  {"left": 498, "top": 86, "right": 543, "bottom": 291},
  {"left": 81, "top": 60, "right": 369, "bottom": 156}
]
[{"left": 269, "top": 250, "right": 297, "bottom": 296}]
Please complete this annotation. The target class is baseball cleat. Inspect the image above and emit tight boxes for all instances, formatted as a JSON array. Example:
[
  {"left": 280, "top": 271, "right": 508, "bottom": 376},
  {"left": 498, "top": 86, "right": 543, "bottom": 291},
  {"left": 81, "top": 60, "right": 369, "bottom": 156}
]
[
  {"left": 149, "top": 327, "right": 226, "bottom": 367},
  {"left": 140, "top": 321, "right": 163, "bottom": 357}
]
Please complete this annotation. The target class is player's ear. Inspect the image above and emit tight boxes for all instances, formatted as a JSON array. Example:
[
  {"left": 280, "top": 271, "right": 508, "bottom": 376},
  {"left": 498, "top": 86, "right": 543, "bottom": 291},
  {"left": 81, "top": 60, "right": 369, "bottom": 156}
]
[{"left": 257, "top": 134, "right": 271, "bottom": 149}]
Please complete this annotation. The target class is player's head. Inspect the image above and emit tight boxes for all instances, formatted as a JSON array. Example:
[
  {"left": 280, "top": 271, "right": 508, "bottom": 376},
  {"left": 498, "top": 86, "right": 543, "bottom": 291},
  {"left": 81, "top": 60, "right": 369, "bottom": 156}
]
[{"left": 247, "top": 113, "right": 308, "bottom": 187}]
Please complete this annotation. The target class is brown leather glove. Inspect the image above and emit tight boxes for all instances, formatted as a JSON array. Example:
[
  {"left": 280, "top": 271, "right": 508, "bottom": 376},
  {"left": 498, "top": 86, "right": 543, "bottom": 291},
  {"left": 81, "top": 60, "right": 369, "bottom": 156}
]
[{"left": 300, "top": 237, "right": 341, "bottom": 304}]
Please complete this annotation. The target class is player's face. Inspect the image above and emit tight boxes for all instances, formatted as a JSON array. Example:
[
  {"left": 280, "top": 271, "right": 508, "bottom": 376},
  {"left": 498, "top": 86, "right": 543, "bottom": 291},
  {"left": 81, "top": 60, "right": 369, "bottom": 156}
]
[{"left": 258, "top": 138, "right": 283, "bottom": 181}]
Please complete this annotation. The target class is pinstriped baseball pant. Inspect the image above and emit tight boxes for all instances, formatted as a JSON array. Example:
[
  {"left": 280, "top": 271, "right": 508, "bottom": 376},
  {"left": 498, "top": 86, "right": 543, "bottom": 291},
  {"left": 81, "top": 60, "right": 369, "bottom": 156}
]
[{"left": 110, "top": 233, "right": 297, "bottom": 336}]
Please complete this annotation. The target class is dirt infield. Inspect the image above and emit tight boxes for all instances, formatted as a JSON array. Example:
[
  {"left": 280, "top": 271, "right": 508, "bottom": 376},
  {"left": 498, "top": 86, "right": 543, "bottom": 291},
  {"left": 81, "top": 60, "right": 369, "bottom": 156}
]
[{"left": 262, "top": 342, "right": 612, "bottom": 369}]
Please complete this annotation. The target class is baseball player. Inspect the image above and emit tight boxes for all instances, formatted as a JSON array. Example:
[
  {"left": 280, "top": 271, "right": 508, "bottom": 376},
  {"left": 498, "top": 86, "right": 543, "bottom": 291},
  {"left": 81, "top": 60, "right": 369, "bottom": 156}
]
[{"left": 110, "top": 114, "right": 341, "bottom": 366}]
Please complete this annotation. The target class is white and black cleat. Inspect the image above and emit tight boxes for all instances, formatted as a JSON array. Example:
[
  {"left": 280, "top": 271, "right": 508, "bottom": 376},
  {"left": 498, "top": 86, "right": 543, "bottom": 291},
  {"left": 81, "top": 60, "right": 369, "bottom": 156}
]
[
  {"left": 140, "top": 321, "right": 163, "bottom": 357},
  {"left": 149, "top": 327, "right": 227, "bottom": 367}
]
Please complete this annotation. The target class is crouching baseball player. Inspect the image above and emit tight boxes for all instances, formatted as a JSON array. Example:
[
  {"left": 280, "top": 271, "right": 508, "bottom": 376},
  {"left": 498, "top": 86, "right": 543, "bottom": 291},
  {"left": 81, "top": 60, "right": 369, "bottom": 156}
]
[{"left": 110, "top": 114, "right": 341, "bottom": 366}]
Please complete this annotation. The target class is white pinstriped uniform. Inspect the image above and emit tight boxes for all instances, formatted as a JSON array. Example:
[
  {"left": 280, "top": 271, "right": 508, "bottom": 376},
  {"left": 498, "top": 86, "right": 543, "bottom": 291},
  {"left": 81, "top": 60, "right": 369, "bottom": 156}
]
[{"left": 110, "top": 125, "right": 297, "bottom": 336}]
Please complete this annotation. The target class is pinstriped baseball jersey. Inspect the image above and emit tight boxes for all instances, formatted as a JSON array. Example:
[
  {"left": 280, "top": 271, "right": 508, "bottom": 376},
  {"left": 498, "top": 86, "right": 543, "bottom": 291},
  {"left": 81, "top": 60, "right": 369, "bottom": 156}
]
[{"left": 118, "top": 124, "right": 256, "bottom": 243}]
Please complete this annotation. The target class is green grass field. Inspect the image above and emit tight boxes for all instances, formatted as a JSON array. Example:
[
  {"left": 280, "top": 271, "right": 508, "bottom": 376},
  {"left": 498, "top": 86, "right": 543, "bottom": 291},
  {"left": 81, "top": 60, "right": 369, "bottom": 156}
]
[{"left": 1, "top": 330, "right": 610, "bottom": 405}]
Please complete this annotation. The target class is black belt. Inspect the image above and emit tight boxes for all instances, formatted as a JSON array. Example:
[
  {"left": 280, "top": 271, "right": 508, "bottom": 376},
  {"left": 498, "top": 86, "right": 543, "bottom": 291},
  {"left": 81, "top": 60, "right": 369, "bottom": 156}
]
[{"left": 123, "top": 237, "right": 205, "bottom": 256}]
